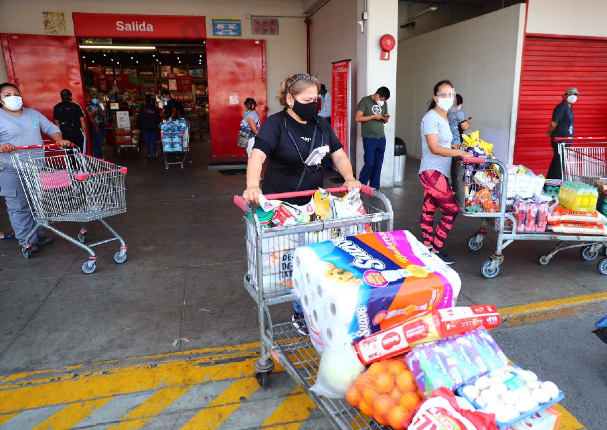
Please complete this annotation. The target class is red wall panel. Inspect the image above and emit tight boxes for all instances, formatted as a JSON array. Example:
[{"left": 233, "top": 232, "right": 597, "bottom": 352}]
[
  {"left": 206, "top": 39, "right": 267, "bottom": 159},
  {"left": 514, "top": 36, "right": 607, "bottom": 174}
]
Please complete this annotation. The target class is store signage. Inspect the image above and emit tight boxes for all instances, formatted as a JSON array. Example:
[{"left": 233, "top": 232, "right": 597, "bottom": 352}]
[
  {"left": 73, "top": 13, "right": 206, "bottom": 39},
  {"left": 251, "top": 17, "right": 279, "bottom": 35},
  {"left": 212, "top": 18, "right": 242, "bottom": 38},
  {"left": 331, "top": 60, "right": 352, "bottom": 160}
]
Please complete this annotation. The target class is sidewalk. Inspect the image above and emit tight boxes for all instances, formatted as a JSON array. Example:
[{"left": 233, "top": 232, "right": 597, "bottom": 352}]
[{"left": 1, "top": 139, "right": 606, "bottom": 377}]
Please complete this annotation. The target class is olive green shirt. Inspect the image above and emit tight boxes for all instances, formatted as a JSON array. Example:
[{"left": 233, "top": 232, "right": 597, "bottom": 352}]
[{"left": 357, "top": 95, "right": 387, "bottom": 138}]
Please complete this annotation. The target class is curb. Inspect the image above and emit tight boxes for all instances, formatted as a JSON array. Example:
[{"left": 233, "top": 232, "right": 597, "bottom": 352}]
[{"left": 498, "top": 292, "right": 607, "bottom": 328}]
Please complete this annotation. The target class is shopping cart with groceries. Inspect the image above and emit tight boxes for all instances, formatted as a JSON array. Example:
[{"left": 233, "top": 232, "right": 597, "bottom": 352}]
[
  {"left": 234, "top": 186, "right": 393, "bottom": 429},
  {"left": 9, "top": 143, "right": 128, "bottom": 274},
  {"left": 160, "top": 119, "right": 192, "bottom": 173},
  {"left": 454, "top": 145, "right": 607, "bottom": 278}
]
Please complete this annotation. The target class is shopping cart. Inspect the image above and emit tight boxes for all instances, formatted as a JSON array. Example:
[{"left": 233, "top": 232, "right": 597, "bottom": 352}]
[
  {"left": 454, "top": 151, "right": 607, "bottom": 278},
  {"left": 161, "top": 121, "right": 192, "bottom": 173},
  {"left": 234, "top": 186, "right": 393, "bottom": 429},
  {"left": 10, "top": 143, "right": 128, "bottom": 274}
]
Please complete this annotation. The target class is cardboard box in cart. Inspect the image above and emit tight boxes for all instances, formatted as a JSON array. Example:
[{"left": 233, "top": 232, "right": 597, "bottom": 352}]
[{"left": 594, "top": 179, "right": 607, "bottom": 195}]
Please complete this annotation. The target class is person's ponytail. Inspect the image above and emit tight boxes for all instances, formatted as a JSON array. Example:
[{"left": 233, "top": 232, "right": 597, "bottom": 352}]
[{"left": 277, "top": 74, "right": 296, "bottom": 107}]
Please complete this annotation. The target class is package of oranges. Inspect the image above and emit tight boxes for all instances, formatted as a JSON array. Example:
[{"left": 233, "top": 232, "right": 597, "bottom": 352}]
[{"left": 346, "top": 358, "right": 424, "bottom": 429}]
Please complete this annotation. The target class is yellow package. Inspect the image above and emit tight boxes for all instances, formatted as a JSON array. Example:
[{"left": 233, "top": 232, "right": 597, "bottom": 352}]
[{"left": 314, "top": 188, "right": 331, "bottom": 220}]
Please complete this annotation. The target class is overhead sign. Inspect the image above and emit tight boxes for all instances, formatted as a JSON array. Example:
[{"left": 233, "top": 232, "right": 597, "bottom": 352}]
[
  {"left": 212, "top": 18, "right": 242, "bottom": 38},
  {"left": 72, "top": 13, "right": 206, "bottom": 39},
  {"left": 251, "top": 17, "right": 279, "bottom": 35},
  {"left": 332, "top": 60, "right": 352, "bottom": 160}
]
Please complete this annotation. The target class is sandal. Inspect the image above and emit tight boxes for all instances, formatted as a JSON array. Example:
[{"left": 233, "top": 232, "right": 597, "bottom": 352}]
[{"left": 1, "top": 231, "right": 15, "bottom": 241}]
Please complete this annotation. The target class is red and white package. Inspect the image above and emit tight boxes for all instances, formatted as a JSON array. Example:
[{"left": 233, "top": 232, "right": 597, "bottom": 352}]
[
  {"left": 407, "top": 388, "right": 497, "bottom": 430},
  {"left": 549, "top": 222, "right": 607, "bottom": 236},
  {"left": 354, "top": 305, "right": 501, "bottom": 365},
  {"left": 548, "top": 206, "right": 607, "bottom": 225}
]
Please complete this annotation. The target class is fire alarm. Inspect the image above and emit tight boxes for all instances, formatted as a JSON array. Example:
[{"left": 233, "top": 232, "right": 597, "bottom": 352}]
[{"left": 380, "top": 34, "right": 396, "bottom": 60}]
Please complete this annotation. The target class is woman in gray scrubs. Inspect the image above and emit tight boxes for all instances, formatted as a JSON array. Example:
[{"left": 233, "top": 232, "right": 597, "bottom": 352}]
[{"left": 0, "top": 83, "right": 71, "bottom": 253}]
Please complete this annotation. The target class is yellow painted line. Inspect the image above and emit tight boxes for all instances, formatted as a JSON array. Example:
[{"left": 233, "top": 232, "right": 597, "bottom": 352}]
[
  {"left": 0, "top": 413, "right": 19, "bottom": 425},
  {"left": 181, "top": 377, "right": 260, "bottom": 429},
  {"left": 0, "top": 357, "right": 255, "bottom": 415},
  {"left": 498, "top": 291, "right": 607, "bottom": 327},
  {"left": 108, "top": 386, "right": 190, "bottom": 430},
  {"left": 552, "top": 404, "right": 587, "bottom": 430},
  {"left": 260, "top": 387, "right": 316, "bottom": 429},
  {"left": 32, "top": 397, "right": 113, "bottom": 430}
]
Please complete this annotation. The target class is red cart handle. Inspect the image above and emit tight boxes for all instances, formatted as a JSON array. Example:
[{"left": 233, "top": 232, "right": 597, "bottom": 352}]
[
  {"left": 234, "top": 185, "right": 375, "bottom": 212},
  {"left": 554, "top": 136, "right": 607, "bottom": 143},
  {"left": 462, "top": 157, "right": 486, "bottom": 164},
  {"left": 10, "top": 143, "right": 74, "bottom": 151}
]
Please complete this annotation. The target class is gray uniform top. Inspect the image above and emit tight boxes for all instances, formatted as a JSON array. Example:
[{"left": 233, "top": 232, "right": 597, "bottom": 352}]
[
  {"left": 0, "top": 108, "right": 61, "bottom": 166},
  {"left": 419, "top": 109, "right": 454, "bottom": 179}
]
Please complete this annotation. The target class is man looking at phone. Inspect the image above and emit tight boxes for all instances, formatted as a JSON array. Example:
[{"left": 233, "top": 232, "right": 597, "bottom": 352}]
[{"left": 356, "top": 87, "right": 390, "bottom": 189}]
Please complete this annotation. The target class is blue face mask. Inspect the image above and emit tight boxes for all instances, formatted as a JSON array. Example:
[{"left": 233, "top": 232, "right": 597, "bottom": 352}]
[
  {"left": 92, "top": 99, "right": 99, "bottom": 104},
  {"left": 318, "top": 94, "right": 323, "bottom": 99},
  {"left": 163, "top": 98, "right": 168, "bottom": 102}
]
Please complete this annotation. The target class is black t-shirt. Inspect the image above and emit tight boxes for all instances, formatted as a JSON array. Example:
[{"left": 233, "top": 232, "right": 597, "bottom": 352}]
[
  {"left": 551, "top": 100, "right": 574, "bottom": 139},
  {"left": 254, "top": 110, "right": 342, "bottom": 205},
  {"left": 164, "top": 99, "right": 183, "bottom": 119},
  {"left": 53, "top": 101, "right": 84, "bottom": 134}
]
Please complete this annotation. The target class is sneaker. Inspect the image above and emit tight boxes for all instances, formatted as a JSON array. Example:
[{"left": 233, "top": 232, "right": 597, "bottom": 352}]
[
  {"left": 434, "top": 249, "right": 456, "bottom": 265},
  {"left": 292, "top": 312, "right": 309, "bottom": 336},
  {"left": 37, "top": 237, "right": 53, "bottom": 246}
]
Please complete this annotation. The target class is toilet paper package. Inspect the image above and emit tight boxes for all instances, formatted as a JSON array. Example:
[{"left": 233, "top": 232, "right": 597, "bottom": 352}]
[{"left": 292, "top": 230, "right": 461, "bottom": 353}]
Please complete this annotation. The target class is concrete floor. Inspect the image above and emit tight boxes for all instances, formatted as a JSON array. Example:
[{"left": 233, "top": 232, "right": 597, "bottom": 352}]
[{"left": 1, "top": 138, "right": 605, "bottom": 375}]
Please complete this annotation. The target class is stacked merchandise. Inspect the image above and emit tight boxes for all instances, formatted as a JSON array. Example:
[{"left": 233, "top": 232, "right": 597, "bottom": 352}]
[
  {"left": 248, "top": 188, "right": 373, "bottom": 294},
  {"left": 291, "top": 229, "right": 565, "bottom": 429},
  {"left": 160, "top": 118, "right": 188, "bottom": 153}
]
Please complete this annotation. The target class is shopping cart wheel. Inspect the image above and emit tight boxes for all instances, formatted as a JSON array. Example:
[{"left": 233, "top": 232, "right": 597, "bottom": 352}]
[
  {"left": 598, "top": 258, "right": 607, "bottom": 275},
  {"left": 114, "top": 251, "right": 127, "bottom": 264},
  {"left": 480, "top": 259, "right": 500, "bottom": 279},
  {"left": 78, "top": 232, "right": 87, "bottom": 243},
  {"left": 82, "top": 261, "right": 97, "bottom": 274},
  {"left": 467, "top": 235, "right": 483, "bottom": 252},
  {"left": 22, "top": 247, "right": 32, "bottom": 260},
  {"left": 538, "top": 255, "right": 550, "bottom": 266},
  {"left": 580, "top": 246, "right": 599, "bottom": 261},
  {"left": 255, "top": 372, "right": 270, "bottom": 388}
]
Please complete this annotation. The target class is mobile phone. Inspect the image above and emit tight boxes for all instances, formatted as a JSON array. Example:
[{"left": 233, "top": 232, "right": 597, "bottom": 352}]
[{"left": 468, "top": 117, "right": 472, "bottom": 120}]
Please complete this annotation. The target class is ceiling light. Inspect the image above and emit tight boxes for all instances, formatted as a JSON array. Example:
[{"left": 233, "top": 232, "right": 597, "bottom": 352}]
[
  {"left": 199, "top": 54, "right": 202, "bottom": 57},
  {"left": 130, "top": 56, "right": 134, "bottom": 59},
  {"left": 178, "top": 61, "right": 181, "bottom": 63},
  {"left": 82, "top": 55, "right": 85, "bottom": 59},
  {"left": 117, "top": 61, "right": 120, "bottom": 64},
  {"left": 103, "top": 53, "right": 106, "bottom": 56},
  {"left": 91, "top": 60, "right": 95, "bottom": 63},
  {"left": 136, "top": 60, "right": 139, "bottom": 63},
  {"left": 152, "top": 54, "right": 155, "bottom": 57},
  {"left": 79, "top": 45, "right": 156, "bottom": 50}
]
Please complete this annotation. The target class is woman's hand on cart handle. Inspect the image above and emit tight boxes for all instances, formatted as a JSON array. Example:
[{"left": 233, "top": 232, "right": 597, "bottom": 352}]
[
  {"left": 243, "top": 186, "right": 262, "bottom": 206},
  {"left": 458, "top": 149, "right": 473, "bottom": 158},
  {"left": 55, "top": 140, "right": 73, "bottom": 148},
  {"left": 0, "top": 144, "right": 15, "bottom": 153},
  {"left": 344, "top": 178, "right": 362, "bottom": 192}
]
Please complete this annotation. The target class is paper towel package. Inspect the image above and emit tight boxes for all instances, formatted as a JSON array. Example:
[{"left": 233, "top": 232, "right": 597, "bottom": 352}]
[{"left": 292, "top": 230, "right": 461, "bottom": 352}]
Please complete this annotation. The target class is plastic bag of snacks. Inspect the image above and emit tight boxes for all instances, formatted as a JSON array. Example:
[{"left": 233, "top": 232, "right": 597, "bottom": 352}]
[
  {"left": 408, "top": 387, "right": 498, "bottom": 430},
  {"left": 346, "top": 358, "right": 423, "bottom": 429}
]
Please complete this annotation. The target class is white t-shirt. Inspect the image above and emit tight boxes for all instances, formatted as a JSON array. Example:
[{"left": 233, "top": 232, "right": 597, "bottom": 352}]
[{"left": 419, "top": 109, "right": 454, "bottom": 178}]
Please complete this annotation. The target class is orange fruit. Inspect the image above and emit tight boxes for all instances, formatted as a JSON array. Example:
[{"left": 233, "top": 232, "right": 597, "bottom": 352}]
[
  {"left": 374, "top": 412, "right": 389, "bottom": 426},
  {"left": 362, "top": 384, "right": 379, "bottom": 404},
  {"left": 396, "top": 370, "right": 417, "bottom": 393},
  {"left": 356, "top": 372, "right": 373, "bottom": 389},
  {"left": 346, "top": 385, "right": 362, "bottom": 408},
  {"left": 417, "top": 388, "right": 425, "bottom": 399},
  {"left": 359, "top": 398, "right": 374, "bottom": 416},
  {"left": 390, "top": 387, "right": 403, "bottom": 402},
  {"left": 373, "top": 394, "right": 397, "bottom": 416},
  {"left": 367, "top": 361, "right": 387, "bottom": 376},
  {"left": 374, "top": 371, "right": 395, "bottom": 393},
  {"left": 387, "top": 359, "right": 407, "bottom": 376},
  {"left": 400, "top": 391, "right": 422, "bottom": 411},
  {"left": 388, "top": 405, "right": 410, "bottom": 430}
]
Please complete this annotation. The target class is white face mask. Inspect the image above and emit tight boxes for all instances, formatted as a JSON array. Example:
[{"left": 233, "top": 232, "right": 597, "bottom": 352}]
[
  {"left": 2, "top": 95, "right": 23, "bottom": 111},
  {"left": 376, "top": 99, "right": 385, "bottom": 107},
  {"left": 567, "top": 95, "right": 578, "bottom": 104},
  {"left": 436, "top": 97, "right": 453, "bottom": 112}
]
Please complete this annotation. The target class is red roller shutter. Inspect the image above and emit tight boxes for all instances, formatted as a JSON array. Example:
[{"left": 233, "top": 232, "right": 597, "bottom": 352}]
[{"left": 514, "top": 36, "right": 607, "bottom": 174}]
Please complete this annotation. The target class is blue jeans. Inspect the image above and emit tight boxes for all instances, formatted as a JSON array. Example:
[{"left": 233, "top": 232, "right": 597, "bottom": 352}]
[
  {"left": 142, "top": 131, "right": 157, "bottom": 157},
  {"left": 91, "top": 127, "right": 105, "bottom": 158},
  {"left": 359, "top": 136, "right": 386, "bottom": 189}
]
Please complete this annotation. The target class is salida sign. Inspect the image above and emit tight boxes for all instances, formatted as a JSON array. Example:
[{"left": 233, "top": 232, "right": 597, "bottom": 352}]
[{"left": 72, "top": 13, "right": 206, "bottom": 39}]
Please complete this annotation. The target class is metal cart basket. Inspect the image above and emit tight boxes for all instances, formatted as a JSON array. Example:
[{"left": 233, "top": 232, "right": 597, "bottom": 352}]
[
  {"left": 234, "top": 185, "right": 393, "bottom": 429},
  {"left": 161, "top": 121, "right": 192, "bottom": 173},
  {"left": 454, "top": 146, "right": 607, "bottom": 278},
  {"left": 10, "top": 143, "right": 128, "bottom": 274}
]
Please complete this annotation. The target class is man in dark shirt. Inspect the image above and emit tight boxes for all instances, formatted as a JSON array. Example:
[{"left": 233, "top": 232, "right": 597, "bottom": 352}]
[
  {"left": 53, "top": 89, "right": 87, "bottom": 152},
  {"left": 546, "top": 87, "right": 578, "bottom": 179},
  {"left": 160, "top": 90, "right": 184, "bottom": 120}
]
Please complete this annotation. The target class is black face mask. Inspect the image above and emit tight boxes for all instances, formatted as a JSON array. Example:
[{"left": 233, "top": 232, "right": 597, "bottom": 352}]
[{"left": 292, "top": 98, "right": 317, "bottom": 122}]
